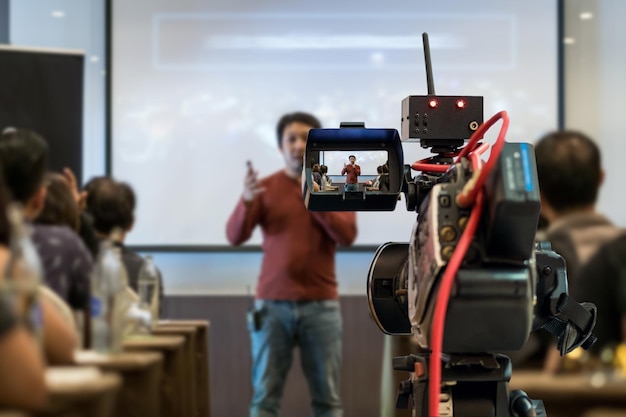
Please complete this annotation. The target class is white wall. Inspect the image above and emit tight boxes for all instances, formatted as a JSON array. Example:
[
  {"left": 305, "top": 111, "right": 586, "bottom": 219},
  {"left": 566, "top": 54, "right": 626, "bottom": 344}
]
[
  {"left": 564, "top": 0, "right": 626, "bottom": 228},
  {"left": 150, "top": 250, "right": 379, "bottom": 296}
]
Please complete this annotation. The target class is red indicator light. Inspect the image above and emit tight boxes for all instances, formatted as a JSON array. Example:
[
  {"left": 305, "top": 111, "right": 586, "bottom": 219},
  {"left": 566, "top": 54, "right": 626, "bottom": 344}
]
[
  {"left": 456, "top": 99, "right": 466, "bottom": 109},
  {"left": 428, "top": 99, "right": 438, "bottom": 108}
]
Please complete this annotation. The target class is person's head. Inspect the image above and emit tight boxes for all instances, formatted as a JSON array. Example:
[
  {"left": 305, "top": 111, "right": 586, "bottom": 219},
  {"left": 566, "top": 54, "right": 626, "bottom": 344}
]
[
  {"left": 535, "top": 130, "right": 602, "bottom": 220},
  {"left": 275, "top": 112, "right": 321, "bottom": 176},
  {"left": 320, "top": 165, "right": 328, "bottom": 175},
  {"left": 377, "top": 165, "right": 383, "bottom": 174},
  {"left": 83, "top": 175, "right": 110, "bottom": 216},
  {"left": 86, "top": 178, "right": 136, "bottom": 239},
  {"left": 35, "top": 172, "right": 80, "bottom": 231},
  {"left": 382, "top": 164, "right": 389, "bottom": 174},
  {"left": 0, "top": 128, "right": 48, "bottom": 220},
  {"left": 312, "top": 164, "right": 320, "bottom": 173},
  {"left": 349, "top": 155, "right": 356, "bottom": 164}
]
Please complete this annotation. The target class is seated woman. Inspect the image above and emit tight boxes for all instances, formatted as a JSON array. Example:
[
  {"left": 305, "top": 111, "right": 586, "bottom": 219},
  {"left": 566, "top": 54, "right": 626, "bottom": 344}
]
[
  {"left": 311, "top": 164, "right": 322, "bottom": 188},
  {"left": 35, "top": 172, "right": 91, "bottom": 348},
  {"left": 366, "top": 165, "right": 384, "bottom": 191},
  {"left": 320, "top": 165, "right": 338, "bottom": 191},
  {"left": 378, "top": 164, "right": 390, "bottom": 192}
]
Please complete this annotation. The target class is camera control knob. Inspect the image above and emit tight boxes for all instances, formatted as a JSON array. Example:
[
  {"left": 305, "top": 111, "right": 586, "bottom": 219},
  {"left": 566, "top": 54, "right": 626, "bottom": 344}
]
[
  {"left": 438, "top": 194, "right": 451, "bottom": 208},
  {"left": 440, "top": 226, "right": 457, "bottom": 242},
  {"left": 441, "top": 245, "right": 455, "bottom": 260}
]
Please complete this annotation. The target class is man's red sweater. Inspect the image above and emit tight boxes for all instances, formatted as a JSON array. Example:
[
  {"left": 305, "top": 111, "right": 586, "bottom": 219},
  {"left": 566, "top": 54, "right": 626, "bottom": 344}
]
[{"left": 226, "top": 170, "right": 357, "bottom": 300}]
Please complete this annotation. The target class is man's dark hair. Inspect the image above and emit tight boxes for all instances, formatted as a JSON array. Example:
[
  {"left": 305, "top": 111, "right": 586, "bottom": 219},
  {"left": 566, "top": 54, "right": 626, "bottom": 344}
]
[
  {"left": 0, "top": 128, "right": 48, "bottom": 203},
  {"left": 535, "top": 130, "right": 601, "bottom": 212},
  {"left": 349, "top": 155, "right": 356, "bottom": 160},
  {"left": 83, "top": 175, "right": 110, "bottom": 213},
  {"left": 36, "top": 172, "right": 80, "bottom": 231},
  {"left": 86, "top": 178, "right": 136, "bottom": 234},
  {"left": 275, "top": 112, "right": 321, "bottom": 148}
]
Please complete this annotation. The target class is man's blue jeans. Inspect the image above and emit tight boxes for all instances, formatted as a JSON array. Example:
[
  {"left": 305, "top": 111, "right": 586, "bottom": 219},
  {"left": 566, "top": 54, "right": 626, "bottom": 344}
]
[
  {"left": 249, "top": 300, "right": 343, "bottom": 417},
  {"left": 344, "top": 183, "right": 358, "bottom": 192}
]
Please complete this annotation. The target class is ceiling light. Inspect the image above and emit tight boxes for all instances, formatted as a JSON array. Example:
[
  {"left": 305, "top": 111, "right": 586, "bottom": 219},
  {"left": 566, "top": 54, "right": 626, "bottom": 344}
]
[{"left": 579, "top": 12, "right": 593, "bottom": 20}]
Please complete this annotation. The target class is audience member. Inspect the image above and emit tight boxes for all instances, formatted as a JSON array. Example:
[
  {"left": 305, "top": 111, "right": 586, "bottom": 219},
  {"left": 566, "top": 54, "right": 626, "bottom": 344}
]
[
  {"left": 226, "top": 111, "right": 357, "bottom": 417},
  {"left": 35, "top": 171, "right": 91, "bottom": 346},
  {"left": 320, "top": 165, "right": 335, "bottom": 191},
  {"left": 3, "top": 166, "right": 92, "bottom": 317},
  {"left": 0, "top": 128, "right": 79, "bottom": 364},
  {"left": 378, "top": 164, "right": 390, "bottom": 192},
  {"left": 536, "top": 131, "right": 621, "bottom": 277},
  {"left": 521, "top": 130, "right": 623, "bottom": 372},
  {"left": 0, "top": 166, "right": 47, "bottom": 409},
  {"left": 366, "top": 165, "right": 384, "bottom": 191},
  {"left": 373, "top": 165, "right": 383, "bottom": 188},
  {"left": 312, "top": 163, "right": 322, "bottom": 187},
  {"left": 85, "top": 178, "right": 164, "bottom": 304}
]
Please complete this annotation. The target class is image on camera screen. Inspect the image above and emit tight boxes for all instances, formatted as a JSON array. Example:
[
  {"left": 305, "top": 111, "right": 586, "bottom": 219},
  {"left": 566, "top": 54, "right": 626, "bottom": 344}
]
[{"left": 311, "top": 150, "right": 389, "bottom": 193}]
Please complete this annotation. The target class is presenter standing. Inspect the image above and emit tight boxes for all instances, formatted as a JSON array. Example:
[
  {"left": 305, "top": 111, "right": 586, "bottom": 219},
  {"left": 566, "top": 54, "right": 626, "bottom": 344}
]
[
  {"left": 341, "top": 155, "right": 360, "bottom": 192},
  {"left": 226, "top": 112, "right": 357, "bottom": 417}
]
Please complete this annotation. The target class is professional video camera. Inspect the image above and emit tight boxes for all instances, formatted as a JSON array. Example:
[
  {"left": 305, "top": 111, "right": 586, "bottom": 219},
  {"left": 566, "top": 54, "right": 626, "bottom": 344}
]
[{"left": 303, "top": 34, "right": 598, "bottom": 417}]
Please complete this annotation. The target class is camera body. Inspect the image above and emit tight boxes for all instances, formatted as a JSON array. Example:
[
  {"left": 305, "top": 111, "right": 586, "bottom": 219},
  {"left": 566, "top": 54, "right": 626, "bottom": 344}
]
[
  {"left": 308, "top": 120, "right": 543, "bottom": 353},
  {"left": 408, "top": 144, "right": 539, "bottom": 353}
]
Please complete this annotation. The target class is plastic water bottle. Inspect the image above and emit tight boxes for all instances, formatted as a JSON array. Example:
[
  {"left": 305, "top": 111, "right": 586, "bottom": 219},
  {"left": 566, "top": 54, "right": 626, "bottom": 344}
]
[
  {"left": 90, "top": 233, "right": 127, "bottom": 353},
  {"left": 3, "top": 204, "right": 43, "bottom": 342},
  {"left": 137, "top": 254, "right": 160, "bottom": 330}
]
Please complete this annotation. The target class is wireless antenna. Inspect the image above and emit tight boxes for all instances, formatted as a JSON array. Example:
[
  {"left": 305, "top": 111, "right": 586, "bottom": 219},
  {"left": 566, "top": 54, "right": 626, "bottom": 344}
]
[
  {"left": 422, "top": 32, "right": 435, "bottom": 95},
  {"left": 400, "top": 32, "right": 483, "bottom": 144}
]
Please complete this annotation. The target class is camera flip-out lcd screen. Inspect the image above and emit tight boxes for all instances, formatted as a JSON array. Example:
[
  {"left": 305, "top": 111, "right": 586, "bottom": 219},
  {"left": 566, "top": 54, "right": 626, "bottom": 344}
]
[{"left": 304, "top": 126, "right": 404, "bottom": 211}]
